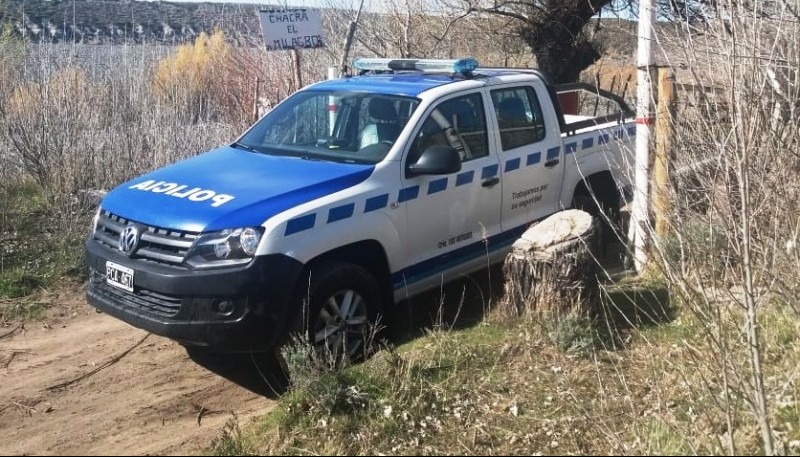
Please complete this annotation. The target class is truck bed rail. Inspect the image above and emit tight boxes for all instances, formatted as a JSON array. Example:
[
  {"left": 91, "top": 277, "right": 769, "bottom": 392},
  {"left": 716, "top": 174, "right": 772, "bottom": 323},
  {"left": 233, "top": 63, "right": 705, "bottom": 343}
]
[{"left": 555, "top": 83, "right": 634, "bottom": 135}]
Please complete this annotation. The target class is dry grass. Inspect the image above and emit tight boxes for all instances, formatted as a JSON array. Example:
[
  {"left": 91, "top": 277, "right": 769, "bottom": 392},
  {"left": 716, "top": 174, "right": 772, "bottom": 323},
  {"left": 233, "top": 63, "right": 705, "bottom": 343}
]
[{"left": 211, "top": 280, "right": 799, "bottom": 455}]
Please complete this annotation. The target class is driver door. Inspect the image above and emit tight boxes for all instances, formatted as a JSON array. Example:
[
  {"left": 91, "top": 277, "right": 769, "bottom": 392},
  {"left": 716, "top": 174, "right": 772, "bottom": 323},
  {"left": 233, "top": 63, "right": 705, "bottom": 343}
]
[{"left": 395, "top": 91, "right": 502, "bottom": 295}]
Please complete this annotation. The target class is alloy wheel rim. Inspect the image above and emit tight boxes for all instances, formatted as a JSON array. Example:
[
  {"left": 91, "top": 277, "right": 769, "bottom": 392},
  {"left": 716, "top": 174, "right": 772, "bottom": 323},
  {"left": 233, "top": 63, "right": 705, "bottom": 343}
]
[{"left": 313, "top": 289, "right": 369, "bottom": 361}]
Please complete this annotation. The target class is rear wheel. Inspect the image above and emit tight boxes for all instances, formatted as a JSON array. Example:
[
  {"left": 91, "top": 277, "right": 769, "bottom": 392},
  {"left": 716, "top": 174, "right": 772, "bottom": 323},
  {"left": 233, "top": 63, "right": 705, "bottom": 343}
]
[
  {"left": 572, "top": 193, "right": 620, "bottom": 257},
  {"left": 297, "top": 261, "right": 383, "bottom": 364}
]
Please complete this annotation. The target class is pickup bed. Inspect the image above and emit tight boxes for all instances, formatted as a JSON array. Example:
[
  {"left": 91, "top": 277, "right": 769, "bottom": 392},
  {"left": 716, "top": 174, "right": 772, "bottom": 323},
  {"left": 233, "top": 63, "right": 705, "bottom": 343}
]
[{"left": 86, "top": 58, "right": 634, "bottom": 359}]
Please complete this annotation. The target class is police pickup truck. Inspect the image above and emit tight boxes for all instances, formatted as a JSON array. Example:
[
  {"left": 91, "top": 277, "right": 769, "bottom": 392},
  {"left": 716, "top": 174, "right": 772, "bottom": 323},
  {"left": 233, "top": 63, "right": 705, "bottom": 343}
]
[{"left": 86, "top": 58, "right": 634, "bottom": 359}]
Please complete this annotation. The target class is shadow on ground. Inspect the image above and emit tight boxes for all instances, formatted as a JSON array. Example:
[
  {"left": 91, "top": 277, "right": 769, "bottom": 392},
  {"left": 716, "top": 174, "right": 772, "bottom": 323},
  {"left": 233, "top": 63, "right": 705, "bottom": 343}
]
[
  {"left": 386, "top": 263, "right": 507, "bottom": 346},
  {"left": 599, "top": 281, "right": 674, "bottom": 331},
  {"left": 186, "top": 236, "right": 675, "bottom": 397},
  {"left": 187, "top": 264, "right": 508, "bottom": 398},
  {"left": 595, "top": 219, "right": 676, "bottom": 335},
  {"left": 186, "top": 349, "right": 289, "bottom": 398}
]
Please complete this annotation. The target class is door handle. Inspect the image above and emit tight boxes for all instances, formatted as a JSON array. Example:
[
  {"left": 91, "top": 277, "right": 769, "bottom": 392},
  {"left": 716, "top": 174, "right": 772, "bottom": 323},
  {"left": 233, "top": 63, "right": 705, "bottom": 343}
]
[
  {"left": 482, "top": 177, "right": 500, "bottom": 188},
  {"left": 544, "top": 159, "right": 560, "bottom": 168}
]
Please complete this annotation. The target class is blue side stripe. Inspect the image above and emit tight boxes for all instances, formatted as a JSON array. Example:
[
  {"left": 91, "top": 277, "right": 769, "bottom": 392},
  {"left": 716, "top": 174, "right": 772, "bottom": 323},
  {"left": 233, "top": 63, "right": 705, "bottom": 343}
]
[
  {"left": 599, "top": 133, "right": 609, "bottom": 145},
  {"left": 456, "top": 170, "right": 474, "bottom": 186},
  {"left": 285, "top": 213, "right": 316, "bottom": 236},
  {"left": 392, "top": 221, "right": 532, "bottom": 290},
  {"left": 565, "top": 142, "right": 577, "bottom": 154},
  {"left": 398, "top": 186, "right": 420, "bottom": 203},
  {"left": 505, "top": 158, "right": 521, "bottom": 172},
  {"left": 613, "top": 129, "right": 624, "bottom": 139},
  {"left": 428, "top": 178, "right": 448, "bottom": 195},
  {"left": 364, "top": 194, "right": 388, "bottom": 212},
  {"left": 582, "top": 138, "right": 594, "bottom": 149},
  {"left": 327, "top": 203, "right": 354, "bottom": 223},
  {"left": 546, "top": 146, "right": 560, "bottom": 160},
  {"left": 481, "top": 164, "right": 498, "bottom": 179},
  {"left": 627, "top": 126, "right": 637, "bottom": 137},
  {"left": 527, "top": 152, "right": 541, "bottom": 166}
]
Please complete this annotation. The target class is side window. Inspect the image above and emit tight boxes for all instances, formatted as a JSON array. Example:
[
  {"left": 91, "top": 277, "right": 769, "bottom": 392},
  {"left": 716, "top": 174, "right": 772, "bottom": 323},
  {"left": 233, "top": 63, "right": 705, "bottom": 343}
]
[
  {"left": 409, "top": 93, "right": 488, "bottom": 163},
  {"left": 491, "top": 86, "right": 546, "bottom": 151}
]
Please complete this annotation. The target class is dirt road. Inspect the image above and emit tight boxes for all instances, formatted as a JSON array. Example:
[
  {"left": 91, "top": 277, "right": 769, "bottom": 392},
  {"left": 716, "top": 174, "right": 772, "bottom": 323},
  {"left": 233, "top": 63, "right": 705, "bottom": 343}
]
[{"left": 0, "top": 288, "right": 277, "bottom": 455}]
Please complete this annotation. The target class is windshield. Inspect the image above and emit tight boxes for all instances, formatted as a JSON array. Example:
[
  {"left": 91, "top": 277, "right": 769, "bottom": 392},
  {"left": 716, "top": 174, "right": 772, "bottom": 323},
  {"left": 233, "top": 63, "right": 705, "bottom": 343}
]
[{"left": 237, "top": 90, "right": 420, "bottom": 164}]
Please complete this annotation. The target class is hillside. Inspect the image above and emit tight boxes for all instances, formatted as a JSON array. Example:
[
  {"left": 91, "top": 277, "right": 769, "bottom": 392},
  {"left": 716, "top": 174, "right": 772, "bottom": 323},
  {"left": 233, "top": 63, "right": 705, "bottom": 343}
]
[
  {"left": 0, "top": 0, "right": 264, "bottom": 44},
  {"left": 1, "top": 0, "right": 652, "bottom": 56},
  {"left": 1, "top": 1, "right": 699, "bottom": 75}
]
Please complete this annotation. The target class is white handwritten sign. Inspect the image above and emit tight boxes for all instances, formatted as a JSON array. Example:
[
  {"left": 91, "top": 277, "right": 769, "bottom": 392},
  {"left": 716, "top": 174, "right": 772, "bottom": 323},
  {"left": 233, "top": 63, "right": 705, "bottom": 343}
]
[{"left": 259, "top": 9, "right": 325, "bottom": 51}]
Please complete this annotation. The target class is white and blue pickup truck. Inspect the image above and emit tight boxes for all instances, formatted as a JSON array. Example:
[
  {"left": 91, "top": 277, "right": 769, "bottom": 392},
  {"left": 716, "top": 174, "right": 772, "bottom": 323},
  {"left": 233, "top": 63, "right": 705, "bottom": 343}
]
[{"left": 86, "top": 58, "right": 635, "bottom": 359}]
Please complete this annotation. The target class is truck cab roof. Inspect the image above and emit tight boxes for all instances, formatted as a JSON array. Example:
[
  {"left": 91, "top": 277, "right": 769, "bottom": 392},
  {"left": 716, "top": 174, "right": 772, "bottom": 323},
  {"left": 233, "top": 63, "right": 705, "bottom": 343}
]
[{"left": 307, "top": 68, "right": 546, "bottom": 98}]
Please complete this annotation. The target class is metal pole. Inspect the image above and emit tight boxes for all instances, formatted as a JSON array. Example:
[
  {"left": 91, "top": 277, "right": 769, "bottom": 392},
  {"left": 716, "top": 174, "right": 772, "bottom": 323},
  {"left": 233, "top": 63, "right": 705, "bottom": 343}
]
[
  {"left": 327, "top": 66, "right": 338, "bottom": 136},
  {"left": 631, "top": 0, "right": 656, "bottom": 272}
]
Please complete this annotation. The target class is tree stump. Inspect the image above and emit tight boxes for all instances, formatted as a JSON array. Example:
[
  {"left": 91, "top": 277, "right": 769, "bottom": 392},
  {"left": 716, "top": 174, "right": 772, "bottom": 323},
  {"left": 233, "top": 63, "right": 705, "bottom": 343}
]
[{"left": 502, "top": 209, "right": 599, "bottom": 317}]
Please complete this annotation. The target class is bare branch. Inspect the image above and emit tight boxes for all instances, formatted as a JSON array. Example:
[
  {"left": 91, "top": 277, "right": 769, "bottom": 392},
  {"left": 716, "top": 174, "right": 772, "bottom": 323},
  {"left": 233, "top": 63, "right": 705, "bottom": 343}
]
[{"left": 46, "top": 333, "right": 150, "bottom": 391}]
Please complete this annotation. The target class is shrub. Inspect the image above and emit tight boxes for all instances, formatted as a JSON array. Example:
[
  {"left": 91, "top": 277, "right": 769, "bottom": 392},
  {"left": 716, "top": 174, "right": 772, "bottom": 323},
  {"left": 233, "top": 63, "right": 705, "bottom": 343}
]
[{"left": 153, "top": 29, "right": 230, "bottom": 123}]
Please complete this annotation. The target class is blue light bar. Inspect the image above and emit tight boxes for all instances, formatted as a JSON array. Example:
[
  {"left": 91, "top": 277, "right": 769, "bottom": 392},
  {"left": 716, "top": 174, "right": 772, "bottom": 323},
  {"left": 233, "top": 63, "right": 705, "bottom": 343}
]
[{"left": 352, "top": 58, "right": 480, "bottom": 75}]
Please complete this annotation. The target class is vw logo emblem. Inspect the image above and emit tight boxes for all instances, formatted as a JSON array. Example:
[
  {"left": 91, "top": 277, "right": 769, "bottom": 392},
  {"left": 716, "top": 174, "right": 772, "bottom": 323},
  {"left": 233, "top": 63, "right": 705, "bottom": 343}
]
[{"left": 119, "top": 225, "right": 140, "bottom": 255}]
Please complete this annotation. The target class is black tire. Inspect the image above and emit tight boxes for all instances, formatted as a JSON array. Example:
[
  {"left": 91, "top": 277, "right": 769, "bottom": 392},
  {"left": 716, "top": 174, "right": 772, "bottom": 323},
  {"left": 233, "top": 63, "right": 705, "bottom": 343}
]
[{"left": 296, "top": 261, "right": 383, "bottom": 364}]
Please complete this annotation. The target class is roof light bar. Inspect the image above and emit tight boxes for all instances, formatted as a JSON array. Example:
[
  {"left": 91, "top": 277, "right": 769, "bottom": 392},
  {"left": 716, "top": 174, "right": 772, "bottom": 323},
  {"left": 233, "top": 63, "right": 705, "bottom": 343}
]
[{"left": 352, "top": 58, "right": 480, "bottom": 76}]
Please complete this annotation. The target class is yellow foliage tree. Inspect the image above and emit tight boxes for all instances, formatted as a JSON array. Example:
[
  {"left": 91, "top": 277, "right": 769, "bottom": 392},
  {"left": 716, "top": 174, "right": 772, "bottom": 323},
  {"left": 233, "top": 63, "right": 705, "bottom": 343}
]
[{"left": 153, "top": 29, "right": 230, "bottom": 122}]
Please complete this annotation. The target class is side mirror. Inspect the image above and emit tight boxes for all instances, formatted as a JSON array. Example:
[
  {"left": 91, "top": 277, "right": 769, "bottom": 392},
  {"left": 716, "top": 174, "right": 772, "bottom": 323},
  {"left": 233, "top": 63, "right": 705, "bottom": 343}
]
[{"left": 407, "top": 145, "right": 462, "bottom": 176}]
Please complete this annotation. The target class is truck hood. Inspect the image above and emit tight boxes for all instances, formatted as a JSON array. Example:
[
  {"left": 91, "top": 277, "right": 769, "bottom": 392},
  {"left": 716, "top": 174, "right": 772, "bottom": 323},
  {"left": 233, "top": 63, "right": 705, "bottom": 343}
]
[{"left": 100, "top": 146, "right": 374, "bottom": 232}]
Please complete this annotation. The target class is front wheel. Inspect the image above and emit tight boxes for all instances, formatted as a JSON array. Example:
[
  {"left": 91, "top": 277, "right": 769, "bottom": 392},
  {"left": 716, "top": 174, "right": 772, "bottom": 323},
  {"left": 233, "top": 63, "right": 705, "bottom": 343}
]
[{"left": 297, "top": 261, "right": 383, "bottom": 364}]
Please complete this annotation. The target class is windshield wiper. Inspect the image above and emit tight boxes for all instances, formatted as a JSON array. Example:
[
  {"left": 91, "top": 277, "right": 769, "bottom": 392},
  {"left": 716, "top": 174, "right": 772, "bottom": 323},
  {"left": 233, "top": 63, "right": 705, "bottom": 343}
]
[{"left": 231, "top": 142, "right": 261, "bottom": 153}]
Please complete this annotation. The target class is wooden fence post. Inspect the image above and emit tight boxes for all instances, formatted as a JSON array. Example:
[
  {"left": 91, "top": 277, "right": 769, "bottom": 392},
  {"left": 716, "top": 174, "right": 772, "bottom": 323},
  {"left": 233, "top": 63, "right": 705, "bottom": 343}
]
[
  {"left": 654, "top": 68, "right": 675, "bottom": 237},
  {"left": 291, "top": 48, "right": 302, "bottom": 92}
]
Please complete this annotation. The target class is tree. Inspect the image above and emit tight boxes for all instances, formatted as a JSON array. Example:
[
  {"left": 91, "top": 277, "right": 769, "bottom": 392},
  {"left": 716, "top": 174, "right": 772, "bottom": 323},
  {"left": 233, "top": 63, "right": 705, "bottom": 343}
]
[
  {"left": 447, "top": 0, "right": 719, "bottom": 83},
  {"left": 322, "top": 0, "right": 468, "bottom": 64},
  {"left": 450, "top": 0, "right": 614, "bottom": 83}
]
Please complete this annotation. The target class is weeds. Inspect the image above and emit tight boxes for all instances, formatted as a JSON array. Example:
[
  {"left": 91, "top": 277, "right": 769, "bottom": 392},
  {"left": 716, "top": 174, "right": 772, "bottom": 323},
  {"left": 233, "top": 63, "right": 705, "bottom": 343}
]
[
  {"left": 224, "top": 298, "right": 800, "bottom": 455},
  {"left": 0, "top": 296, "right": 49, "bottom": 322},
  {"left": 540, "top": 309, "right": 598, "bottom": 354},
  {"left": 211, "top": 416, "right": 256, "bottom": 457},
  {"left": 261, "top": 325, "right": 506, "bottom": 454},
  {"left": 0, "top": 182, "right": 87, "bottom": 312}
]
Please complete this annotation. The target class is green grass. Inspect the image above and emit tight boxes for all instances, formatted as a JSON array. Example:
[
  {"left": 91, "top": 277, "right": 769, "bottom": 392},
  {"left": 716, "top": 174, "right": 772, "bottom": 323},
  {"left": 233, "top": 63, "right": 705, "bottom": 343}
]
[
  {"left": 0, "top": 271, "right": 43, "bottom": 298},
  {"left": 0, "top": 180, "right": 90, "bottom": 320},
  {"left": 634, "top": 419, "right": 693, "bottom": 455},
  {"left": 209, "top": 273, "right": 800, "bottom": 456},
  {"left": 211, "top": 417, "right": 257, "bottom": 456}
]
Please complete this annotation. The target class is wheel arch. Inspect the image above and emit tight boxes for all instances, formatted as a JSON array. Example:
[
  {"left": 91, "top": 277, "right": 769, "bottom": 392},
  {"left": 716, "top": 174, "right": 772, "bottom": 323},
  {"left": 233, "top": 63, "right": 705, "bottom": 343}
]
[
  {"left": 571, "top": 170, "right": 621, "bottom": 213},
  {"left": 302, "top": 239, "right": 393, "bottom": 309}
]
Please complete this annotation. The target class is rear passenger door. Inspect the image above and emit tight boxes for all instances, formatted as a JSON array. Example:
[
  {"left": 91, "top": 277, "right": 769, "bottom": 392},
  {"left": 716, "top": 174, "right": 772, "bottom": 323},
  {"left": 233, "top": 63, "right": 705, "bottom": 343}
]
[
  {"left": 396, "top": 91, "right": 502, "bottom": 294},
  {"left": 489, "top": 84, "right": 564, "bottom": 232}
]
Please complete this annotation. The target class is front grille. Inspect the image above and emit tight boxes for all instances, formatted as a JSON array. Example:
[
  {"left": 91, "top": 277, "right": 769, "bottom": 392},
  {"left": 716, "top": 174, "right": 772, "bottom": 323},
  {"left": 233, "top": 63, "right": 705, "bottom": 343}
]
[
  {"left": 90, "top": 270, "right": 182, "bottom": 318},
  {"left": 93, "top": 210, "right": 198, "bottom": 266}
]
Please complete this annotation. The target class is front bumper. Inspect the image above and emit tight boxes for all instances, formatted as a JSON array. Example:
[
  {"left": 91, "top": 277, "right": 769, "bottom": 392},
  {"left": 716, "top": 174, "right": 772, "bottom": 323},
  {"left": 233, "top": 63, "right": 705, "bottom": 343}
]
[{"left": 85, "top": 239, "right": 304, "bottom": 351}]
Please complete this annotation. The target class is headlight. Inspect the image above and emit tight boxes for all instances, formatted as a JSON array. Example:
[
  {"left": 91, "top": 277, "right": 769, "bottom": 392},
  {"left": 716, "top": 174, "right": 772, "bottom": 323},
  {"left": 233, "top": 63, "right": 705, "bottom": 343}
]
[{"left": 185, "top": 227, "right": 263, "bottom": 269}]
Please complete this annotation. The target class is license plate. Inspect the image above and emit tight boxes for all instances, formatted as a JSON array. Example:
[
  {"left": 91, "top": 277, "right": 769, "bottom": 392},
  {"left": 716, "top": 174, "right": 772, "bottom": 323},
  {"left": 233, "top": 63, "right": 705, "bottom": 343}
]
[{"left": 106, "top": 261, "right": 134, "bottom": 293}]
